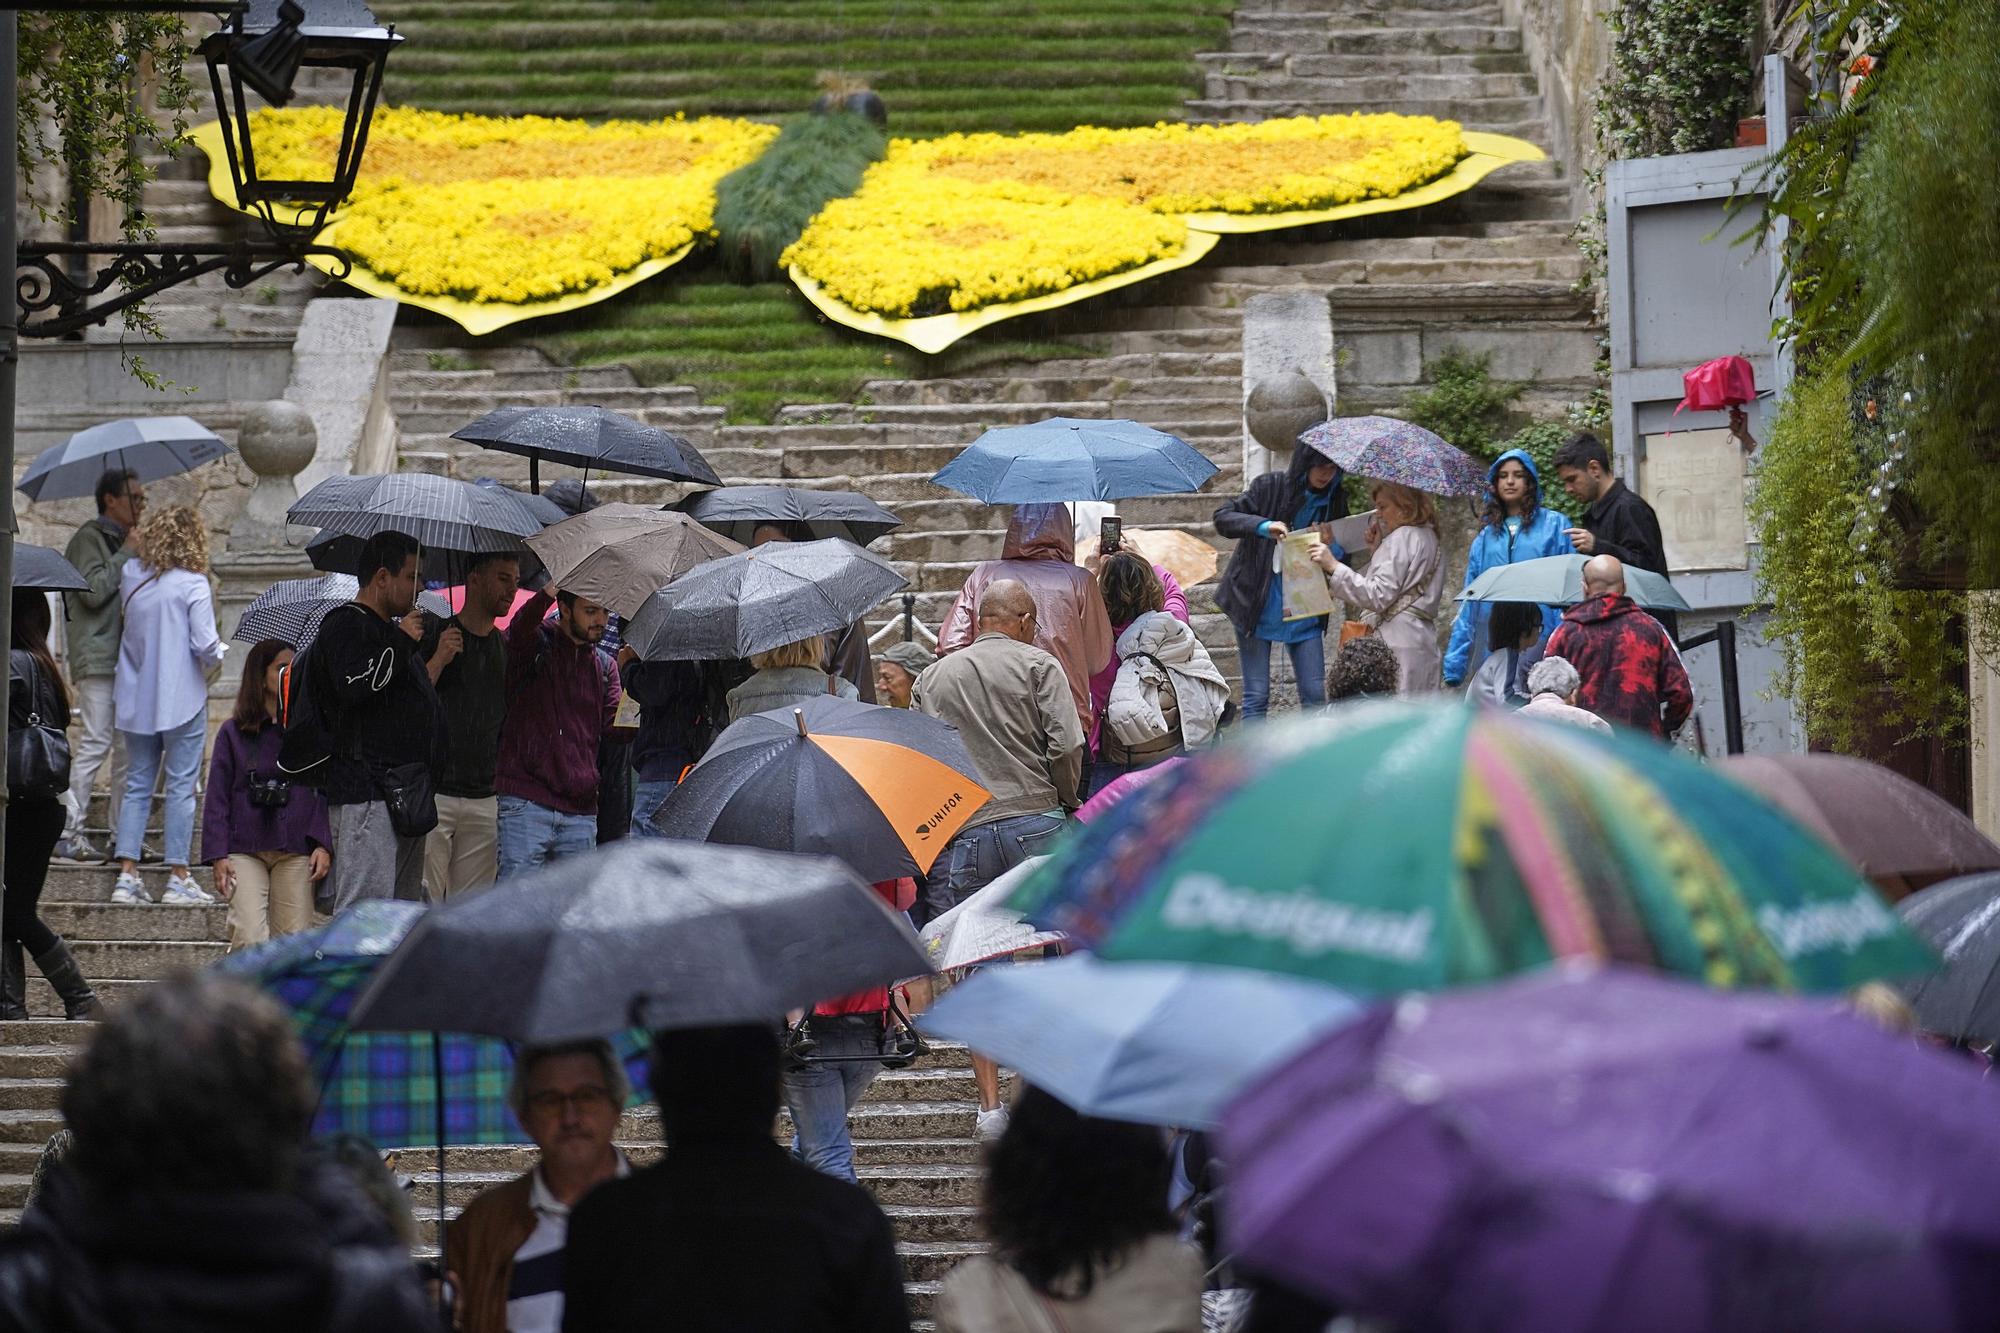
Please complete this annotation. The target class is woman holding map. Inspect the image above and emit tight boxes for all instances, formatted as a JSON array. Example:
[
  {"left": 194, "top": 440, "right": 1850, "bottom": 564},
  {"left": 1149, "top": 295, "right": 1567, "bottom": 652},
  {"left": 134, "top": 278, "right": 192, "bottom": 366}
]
[{"left": 1308, "top": 481, "right": 1445, "bottom": 696}]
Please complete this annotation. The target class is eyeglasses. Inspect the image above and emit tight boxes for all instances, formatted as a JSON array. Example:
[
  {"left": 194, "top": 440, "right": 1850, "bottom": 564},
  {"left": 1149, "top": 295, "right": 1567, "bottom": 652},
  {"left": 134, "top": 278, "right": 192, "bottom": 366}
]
[{"left": 523, "top": 1085, "right": 614, "bottom": 1117}]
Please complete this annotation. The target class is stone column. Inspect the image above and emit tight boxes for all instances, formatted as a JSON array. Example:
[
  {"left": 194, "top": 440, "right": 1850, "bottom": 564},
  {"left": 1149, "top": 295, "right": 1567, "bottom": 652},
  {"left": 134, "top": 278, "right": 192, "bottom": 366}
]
[
  {"left": 1241, "top": 292, "right": 1336, "bottom": 479},
  {"left": 212, "top": 400, "right": 320, "bottom": 725}
]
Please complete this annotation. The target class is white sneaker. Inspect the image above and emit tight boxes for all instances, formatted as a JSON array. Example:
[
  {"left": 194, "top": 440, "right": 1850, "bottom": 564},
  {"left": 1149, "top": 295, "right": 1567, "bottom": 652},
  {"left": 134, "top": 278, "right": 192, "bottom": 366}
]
[
  {"left": 975, "top": 1105, "right": 1011, "bottom": 1143},
  {"left": 161, "top": 873, "right": 216, "bottom": 906},
  {"left": 109, "top": 872, "right": 152, "bottom": 905}
]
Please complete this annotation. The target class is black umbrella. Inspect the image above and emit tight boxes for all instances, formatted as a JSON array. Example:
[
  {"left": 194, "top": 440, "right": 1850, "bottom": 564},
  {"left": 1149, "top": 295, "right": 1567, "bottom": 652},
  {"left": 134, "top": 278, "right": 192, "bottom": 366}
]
[
  {"left": 624, "top": 537, "right": 907, "bottom": 662},
  {"left": 680, "top": 485, "right": 903, "bottom": 547},
  {"left": 1896, "top": 872, "right": 2000, "bottom": 1044},
  {"left": 347, "top": 840, "right": 931, "bottom": 1042},
  {"left": 653, "top": 695, "right": 992, "bottom": 880},
  {"left": 304, "top": 529, "right": 547, "bottom": 585},
  {"left": 452, "top": 406, "right": 721, "bottom": 494},
  {"left": 15, "top": 543, "right": 90, "bottom": 593}
]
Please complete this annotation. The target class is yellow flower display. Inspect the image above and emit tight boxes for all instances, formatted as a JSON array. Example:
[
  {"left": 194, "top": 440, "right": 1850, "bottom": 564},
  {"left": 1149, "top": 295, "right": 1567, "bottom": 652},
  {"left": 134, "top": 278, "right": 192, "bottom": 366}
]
[
  {"left": 783, "top": 114, "right": 1468, "bottom": 319},
  {"left": 221, "top": 106, "right": 777, "bottom": 308}
]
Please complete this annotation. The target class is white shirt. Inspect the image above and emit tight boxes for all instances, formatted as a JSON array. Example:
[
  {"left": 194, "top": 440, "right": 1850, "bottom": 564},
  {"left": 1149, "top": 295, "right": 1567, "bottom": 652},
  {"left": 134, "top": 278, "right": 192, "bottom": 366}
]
[
  {"left": 507, "top": 1150, "right": 631, "bottom": 1333},
  {"left": 113, "top": 562, "right": 225, "bottom": 734}
]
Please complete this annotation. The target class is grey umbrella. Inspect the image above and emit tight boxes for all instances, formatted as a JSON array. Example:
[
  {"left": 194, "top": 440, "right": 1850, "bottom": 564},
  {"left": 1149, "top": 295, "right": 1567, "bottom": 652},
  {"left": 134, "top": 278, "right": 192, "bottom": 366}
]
[
  {"left": 452, "top": 405, "right": 721, "bottom": 493},
  {"left": 524, "top": 503, "right": 743, "bottom": 618},
  {"left": 680, "top": 485, "right": 903, "bottom": 547},
  {"left": 347, "top": 839, "right": 932, "bottom": 1042},
  {"left": 624, "top": 536, "right": 908, "bottom": 662},
  {"left": 14, "top": 544, "right": 90, "bottom": 593},
  {"left": 288, "top": 473, "right": 543, "bottom": 556},
  {"left": 16, "top": 415, "right": 233, "bottom": 501},
  {"left": 1896, "top": 873, "right": 2000, "bottom": 1045}
]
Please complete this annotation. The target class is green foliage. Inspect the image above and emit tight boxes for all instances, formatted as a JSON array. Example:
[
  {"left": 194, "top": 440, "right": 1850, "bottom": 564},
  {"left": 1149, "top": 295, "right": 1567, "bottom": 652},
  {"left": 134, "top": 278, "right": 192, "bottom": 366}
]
[
  {"left": 1400, "top": 349, "right": 1524, "bottom": 461},
  {"left": 713, "top": 111, "right": 885, "bottom": 284},
  {"left": 375, "top": 0, "right": 1234, "bottom": 133},
  {"left": 1593, "top": 0, "right": 1759, "bottom": 159},
  {"left": 1503, "top": 421, "right": 1570, "bottom": 483},
  {"left": 1746, "top": 368, "right": 1963, "bottom": 750}
]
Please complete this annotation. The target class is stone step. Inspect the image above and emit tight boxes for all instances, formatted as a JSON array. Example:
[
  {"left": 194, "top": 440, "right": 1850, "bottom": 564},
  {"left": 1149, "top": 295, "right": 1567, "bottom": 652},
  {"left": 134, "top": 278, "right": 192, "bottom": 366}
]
[
  {"left": 389, "top": 383, "right": 708, "bottom": 415},
  {"left": 1228, "top": 20, "right": 1525, "bottom": 53},
  {"left": 388, "top": 363, "right": 643, "bottom": 395},
  {"left": 405, "top": 1159, "right": 980, "bottom": 1211},
  {"left": 773, "top": 403, "right": 1244, "bottom": 437},
  {"left": 1209, "top": 70, "right": 1538, "bottom": 101},
  {"left": 1196, "top": 48, "right": 1531, "bottom": 77},
  {"left": 38, "top": 902, "right": 229, "bottom": 942},
  {"left": 43, "top": 861, "right": 216, "bottom": 904},
  {"left": 393, "top": 404, "right": 724, "bottom": 437}
]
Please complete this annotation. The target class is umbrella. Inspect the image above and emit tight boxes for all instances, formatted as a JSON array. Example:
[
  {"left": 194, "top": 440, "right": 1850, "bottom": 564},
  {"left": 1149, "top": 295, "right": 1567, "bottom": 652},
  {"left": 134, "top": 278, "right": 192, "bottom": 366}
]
[
  {"left": 1721, "top": 752, "right": 2000, "bottom": 889},
  {"left": 472, "top": 478, "right": 567, "bottom": 526},
  {"left": 524, "top": 503, "right": 744, "bottom": 619},
  {"left": 1074, "top": 527, "right": 1221, "bottom": 587},
  {"left": 1895, "top": 872, "right": 2000, "bottom": 1043},
  {"left": 233, "top": 574, "right": 450, "bottom": 648},
  {"left": 13, "top": 543, "right": 89, "bottom": 593},
  {"left": 1458, "top": 553, "right": 1692, "bottom": 612},
  {"left": 1009, "top": 702, "right": 1934, "bottom": 995},
  {"left": 922, "top": 955, "right": 1358, "bottom": 1129},
  {"left": 624, "top": 537, "right": 908, "bottom": 662},
  {"left": 1075, "top": 756, "right": 1186, "bottom": 825},
  {"left": 351, "top": 839, "right": 933, "bottom": 1043},
  {"left": 289, "top": 473, "right": 544, "bottom": 559},
  {"left": 681, "top": 485, "right": 903, "bottom": 547},
  {"left": 17, "top": 415, "right": 232, "bottom": 501},
  {"left": 1221, "top": 964, "right": 2000, "bottom": 1332},
  {"left": 920, "top": 857, "right": 1066, "bottom": 972},
  {"left": 452, "top": 405, "right": 721, "bottom": 493},
  {"left": 1299, "top": 415, "right": 1488, "bottom": 498},
  {"left": 304, "top": 529, "right": 540, "bottom": 584},
  {"left": 932, "top": 418, "right": 1220, "bottom": 503},
  {"left": 651, "top": 694, "right": 990, "bottom": 880}
]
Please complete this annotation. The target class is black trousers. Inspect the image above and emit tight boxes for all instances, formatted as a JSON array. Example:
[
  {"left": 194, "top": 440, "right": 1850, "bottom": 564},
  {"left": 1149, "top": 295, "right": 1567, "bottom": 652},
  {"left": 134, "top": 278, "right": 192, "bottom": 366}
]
[
  {"left": 4, "top": 797, "right": 65, "bottom": 955},
  {"left": 596, "top": 735, "right": 634, "bottom": 844}
]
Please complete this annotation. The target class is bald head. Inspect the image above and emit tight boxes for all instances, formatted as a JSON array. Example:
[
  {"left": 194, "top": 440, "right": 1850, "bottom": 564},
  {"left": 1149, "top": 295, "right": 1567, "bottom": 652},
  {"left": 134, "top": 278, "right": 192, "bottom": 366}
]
[
  {"left": 1581, "top": 554, "right": 1626, "bottom": 598},
  {"left": 978, "top": 579, "right": 1037, "bottom": 643}
]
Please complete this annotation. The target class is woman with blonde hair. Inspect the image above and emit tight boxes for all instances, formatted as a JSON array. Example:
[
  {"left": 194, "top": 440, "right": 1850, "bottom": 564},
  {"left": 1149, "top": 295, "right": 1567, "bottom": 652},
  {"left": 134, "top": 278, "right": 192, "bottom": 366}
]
[
  {"left": 724, "top": 633, "right": 861, "bottom": 723},
  {"left": 111, "top": 505, "right": 226, "bottom": 906},
  {"left": 1308, "top": 480, "right": 1445, "bottom": 695}
]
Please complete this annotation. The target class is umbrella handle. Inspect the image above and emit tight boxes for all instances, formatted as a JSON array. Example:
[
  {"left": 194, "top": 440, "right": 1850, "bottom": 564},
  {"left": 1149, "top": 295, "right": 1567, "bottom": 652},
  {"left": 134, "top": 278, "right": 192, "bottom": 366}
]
[{"left": 794, "top": 707, "right": 808, "bottom": 738}]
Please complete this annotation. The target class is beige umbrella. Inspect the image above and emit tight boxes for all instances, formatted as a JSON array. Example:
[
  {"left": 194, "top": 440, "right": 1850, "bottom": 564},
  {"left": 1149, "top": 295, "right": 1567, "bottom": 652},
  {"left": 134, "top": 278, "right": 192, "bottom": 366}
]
[
  {"left": 524, "top": 502, "right": 743, "bottom": 618},
  {"left": 1075, "top": 526, "right": 1221, "bottom": 587}
]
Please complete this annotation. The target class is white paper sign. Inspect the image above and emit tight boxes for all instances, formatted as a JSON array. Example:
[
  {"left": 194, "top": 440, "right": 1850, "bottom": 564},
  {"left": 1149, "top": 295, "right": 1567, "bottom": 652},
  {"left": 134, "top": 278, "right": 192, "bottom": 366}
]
[{"left": 1639, "top": 427, "right": 1749, "bottom": 573}]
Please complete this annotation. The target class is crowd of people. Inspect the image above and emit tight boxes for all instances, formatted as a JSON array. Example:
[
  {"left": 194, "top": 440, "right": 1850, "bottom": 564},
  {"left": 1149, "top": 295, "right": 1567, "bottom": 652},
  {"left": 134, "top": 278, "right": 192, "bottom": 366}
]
[{"left": 0, "top": 426, "right": 1721, "bottom": 1330}]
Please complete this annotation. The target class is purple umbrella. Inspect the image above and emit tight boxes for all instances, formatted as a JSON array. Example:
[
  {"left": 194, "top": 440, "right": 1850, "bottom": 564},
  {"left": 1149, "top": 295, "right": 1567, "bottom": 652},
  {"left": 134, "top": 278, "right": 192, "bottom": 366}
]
[
  {"left": 1220, "top": 964, "right": 2000, "bottom": 1333},
  {"left": 1299, "top": 415, "right": 1488, "bottom": 497}
]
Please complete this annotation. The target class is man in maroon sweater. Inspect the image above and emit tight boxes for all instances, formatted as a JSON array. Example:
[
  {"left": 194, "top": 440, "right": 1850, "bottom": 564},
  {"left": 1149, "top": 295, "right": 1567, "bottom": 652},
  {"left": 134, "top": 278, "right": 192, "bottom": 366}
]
[
  {"left": 1544, "top": 555, "right": 1694, "bottom": 740},
  {"left": 494, "top": 586, "right": 622, "bottom": 880}
]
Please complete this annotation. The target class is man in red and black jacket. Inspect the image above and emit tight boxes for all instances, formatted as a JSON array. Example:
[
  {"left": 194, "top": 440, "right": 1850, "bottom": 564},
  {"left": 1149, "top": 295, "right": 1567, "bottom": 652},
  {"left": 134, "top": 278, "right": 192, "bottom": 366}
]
[{"left": 1544, "top": 555, "right": 1693, "bottom": 740}]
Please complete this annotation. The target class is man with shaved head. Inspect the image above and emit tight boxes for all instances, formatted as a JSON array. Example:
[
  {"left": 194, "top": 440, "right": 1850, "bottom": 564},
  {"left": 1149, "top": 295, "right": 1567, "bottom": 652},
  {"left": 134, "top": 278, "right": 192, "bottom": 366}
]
[
  {"left": 1544, "top": 554, "right": 1693, "bottom": 739},
  {"left": 912, "top": 577, "right": 1086, "bottom": 1139}
]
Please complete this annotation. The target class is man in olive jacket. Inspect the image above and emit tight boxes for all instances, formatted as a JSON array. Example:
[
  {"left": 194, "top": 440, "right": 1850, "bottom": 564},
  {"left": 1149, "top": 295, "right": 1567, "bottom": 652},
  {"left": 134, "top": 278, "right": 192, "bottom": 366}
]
[{"left": 56, "top": 469, "right": 143, "bottom": 861}]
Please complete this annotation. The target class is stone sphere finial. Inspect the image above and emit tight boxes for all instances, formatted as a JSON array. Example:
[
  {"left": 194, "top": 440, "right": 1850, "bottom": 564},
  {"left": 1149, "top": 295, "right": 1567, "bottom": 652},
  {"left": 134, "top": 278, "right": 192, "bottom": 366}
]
[
  {"left": 228, "top": 400, "right": 318, "bottom": 550},
  {"left": 1245, "top": 372, "right": 1329, "bottom": 455}
]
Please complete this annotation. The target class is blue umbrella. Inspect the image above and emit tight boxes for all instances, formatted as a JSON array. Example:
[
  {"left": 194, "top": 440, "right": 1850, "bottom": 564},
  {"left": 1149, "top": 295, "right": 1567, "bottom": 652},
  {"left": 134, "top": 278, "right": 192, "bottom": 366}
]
[
  {"left": 1457, "top": 553, "right": 1692, "bottom": 612},
  {"left": 917, "top": 954, "right": 1359, "bottom": 1128},
  {"left": 18, "top": 415, "right": 232, "bottom": 501},
  {"left": 931, "top": 417, "right": 1220, "bottom": 503}
]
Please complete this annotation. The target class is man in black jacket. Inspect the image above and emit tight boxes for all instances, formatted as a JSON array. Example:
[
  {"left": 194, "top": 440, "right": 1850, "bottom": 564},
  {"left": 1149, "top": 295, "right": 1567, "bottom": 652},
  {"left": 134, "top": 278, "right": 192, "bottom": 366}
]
[
  {"left": 563, "top": 1024, "right": 910, "bottom": 1333},
  {"left": 1552, "top": 433, "right": 1678, "bottom": 640},
  {"left": 305, "top": 530, "right": 449, "bottom": 910}
]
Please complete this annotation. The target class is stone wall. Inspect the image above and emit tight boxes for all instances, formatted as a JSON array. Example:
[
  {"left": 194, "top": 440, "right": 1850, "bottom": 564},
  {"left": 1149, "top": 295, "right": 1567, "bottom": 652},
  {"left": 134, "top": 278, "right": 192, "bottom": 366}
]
[{"left": 1501, "top": 0, "right": 1614, "bottom": 212}]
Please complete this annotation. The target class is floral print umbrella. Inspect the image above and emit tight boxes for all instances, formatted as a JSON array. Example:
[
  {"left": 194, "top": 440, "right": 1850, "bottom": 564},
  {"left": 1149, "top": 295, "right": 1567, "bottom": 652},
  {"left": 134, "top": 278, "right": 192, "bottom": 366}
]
[{"left": 1300, "top": 416, "right": 1490, "bottom": 497}]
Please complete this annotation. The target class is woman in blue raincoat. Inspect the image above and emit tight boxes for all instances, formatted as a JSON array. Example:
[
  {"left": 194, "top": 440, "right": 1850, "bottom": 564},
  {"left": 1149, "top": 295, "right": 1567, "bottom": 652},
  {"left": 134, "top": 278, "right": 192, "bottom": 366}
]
[{"left": 1442, "top": 449, "right": 1574, "bottom": 687}]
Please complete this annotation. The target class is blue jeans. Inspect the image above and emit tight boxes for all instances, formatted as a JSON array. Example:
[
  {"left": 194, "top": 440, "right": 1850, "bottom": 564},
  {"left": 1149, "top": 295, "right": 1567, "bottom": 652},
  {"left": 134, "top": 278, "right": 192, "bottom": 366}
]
[
  {"left": 495, "top": 795, "right": 597, "bottom": 881},
  {"left": 1234, "top": 628, "right": 1327, "bottom": 719},
  {"left": 782, "top": 1015, "right": 886, "bottom": 1183},
  {"left": 918, "top": 811, "right": 1067, "bottom": 926},
  {"left": 116, "top": 712, "right": 206, "bottom": 866},
  {"left": 631, "top": 777, "right": 678, "bottom": 838}
]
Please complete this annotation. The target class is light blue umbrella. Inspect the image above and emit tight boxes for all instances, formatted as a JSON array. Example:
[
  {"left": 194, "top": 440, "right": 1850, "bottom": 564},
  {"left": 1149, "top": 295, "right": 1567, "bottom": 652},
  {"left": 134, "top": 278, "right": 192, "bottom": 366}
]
[
  {"left": 1457, "top": 553, "right": 1692, "bottom": 611},
  {"left": 932, "top": 417, "right": 1219, "bottom": 503},
  {"left": 918, "top": 954, "right": 1359, "bottom": 1128},
  {"left": 18, "top": 415, "right": 232, "bottom": 501}
]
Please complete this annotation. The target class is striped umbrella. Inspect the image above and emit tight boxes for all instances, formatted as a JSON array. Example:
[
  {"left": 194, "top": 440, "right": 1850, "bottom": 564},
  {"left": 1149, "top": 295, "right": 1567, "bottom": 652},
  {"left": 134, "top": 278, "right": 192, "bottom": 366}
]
[
  {"left": 1299, "top": 415, "right": 1489, "bottom": 497},
  {"left": 1009, "top": 702, "right": 1935, "bottom": 996},
  {"left": 233, "top": 574, "right": 451, "bottom": 649},
  {"left": 287, "top": 473, "right": 543, "bottom": 556}
]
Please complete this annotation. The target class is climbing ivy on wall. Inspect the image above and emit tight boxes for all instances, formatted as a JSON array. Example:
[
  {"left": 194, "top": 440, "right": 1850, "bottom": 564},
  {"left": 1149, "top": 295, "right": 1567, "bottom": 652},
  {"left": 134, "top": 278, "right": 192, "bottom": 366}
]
[{"left": 1593, "top": 0, "right": 1761, "bottom": 159}]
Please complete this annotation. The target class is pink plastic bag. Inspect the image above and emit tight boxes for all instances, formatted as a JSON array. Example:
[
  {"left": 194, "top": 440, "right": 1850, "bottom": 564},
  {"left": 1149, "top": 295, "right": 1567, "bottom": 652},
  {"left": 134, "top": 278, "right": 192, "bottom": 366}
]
[{"left": 1674, "top": 355, "right": 1756, "bottom": 415}]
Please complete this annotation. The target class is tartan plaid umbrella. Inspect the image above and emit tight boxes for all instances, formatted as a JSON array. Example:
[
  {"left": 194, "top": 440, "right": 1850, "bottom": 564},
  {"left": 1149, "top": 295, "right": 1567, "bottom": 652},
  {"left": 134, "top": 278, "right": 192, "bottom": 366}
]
[{"left": 214, "top": 901, "right": 646, "bottom": 1148}]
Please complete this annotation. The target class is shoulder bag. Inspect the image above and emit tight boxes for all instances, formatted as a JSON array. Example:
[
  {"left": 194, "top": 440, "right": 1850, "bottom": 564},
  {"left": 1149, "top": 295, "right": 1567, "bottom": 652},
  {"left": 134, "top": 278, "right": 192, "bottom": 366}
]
[{"left": 8, "top": 653, "right": 71, "bottom": 799}]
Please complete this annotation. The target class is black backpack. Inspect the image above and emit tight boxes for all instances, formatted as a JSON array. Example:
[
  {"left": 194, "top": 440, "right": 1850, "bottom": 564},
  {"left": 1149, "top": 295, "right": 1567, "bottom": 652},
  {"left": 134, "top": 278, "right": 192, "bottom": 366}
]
[{"left": 276, "top": 626, "right": 343, "bottom": 789}]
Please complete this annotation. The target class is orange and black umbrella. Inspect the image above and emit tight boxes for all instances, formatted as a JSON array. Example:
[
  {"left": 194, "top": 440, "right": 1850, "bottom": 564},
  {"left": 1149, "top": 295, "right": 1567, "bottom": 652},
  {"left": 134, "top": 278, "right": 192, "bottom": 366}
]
[{"left": 653, "top": 695, "right": 991, "bottom": 881}]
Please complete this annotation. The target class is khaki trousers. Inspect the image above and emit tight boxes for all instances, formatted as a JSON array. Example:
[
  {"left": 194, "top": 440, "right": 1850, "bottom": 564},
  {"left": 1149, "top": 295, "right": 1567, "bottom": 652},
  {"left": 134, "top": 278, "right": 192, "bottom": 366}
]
[
  {"left": 424, "top": 793, "right": 498, "bottom": 903},
  {"left": 225, "top": 851, "right": 318, "bottom": 950}
]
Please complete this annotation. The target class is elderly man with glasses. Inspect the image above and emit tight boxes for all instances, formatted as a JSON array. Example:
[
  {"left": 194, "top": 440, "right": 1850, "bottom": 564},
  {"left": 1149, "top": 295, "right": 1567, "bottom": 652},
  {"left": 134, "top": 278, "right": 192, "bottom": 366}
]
[{"left": 446, "top": 1039, "right": 630, "bottom": 1333}]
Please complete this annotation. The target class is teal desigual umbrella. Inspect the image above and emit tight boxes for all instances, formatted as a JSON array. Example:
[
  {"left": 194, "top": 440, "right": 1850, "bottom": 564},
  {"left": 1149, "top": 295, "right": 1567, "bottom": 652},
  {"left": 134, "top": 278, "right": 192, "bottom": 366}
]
[{"left": 1458, "top": 553, "right": 1692, "bottom": 611}]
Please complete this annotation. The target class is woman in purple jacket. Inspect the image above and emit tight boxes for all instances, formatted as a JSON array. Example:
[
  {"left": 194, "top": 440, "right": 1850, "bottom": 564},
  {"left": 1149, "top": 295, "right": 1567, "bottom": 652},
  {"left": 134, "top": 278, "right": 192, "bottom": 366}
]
[{"left": 204, "top": 639, "right": 332, "bottom": 948}]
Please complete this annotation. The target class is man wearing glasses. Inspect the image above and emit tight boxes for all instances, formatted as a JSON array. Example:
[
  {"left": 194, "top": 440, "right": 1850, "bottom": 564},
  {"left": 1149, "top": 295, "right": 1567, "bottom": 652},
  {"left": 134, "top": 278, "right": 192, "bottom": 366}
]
[
  {"left": 446, "top": 1040, "right": 630, "bottom": 1333},
  {"left": 56, "top": 469, "right": 145, "bottom": 862}
]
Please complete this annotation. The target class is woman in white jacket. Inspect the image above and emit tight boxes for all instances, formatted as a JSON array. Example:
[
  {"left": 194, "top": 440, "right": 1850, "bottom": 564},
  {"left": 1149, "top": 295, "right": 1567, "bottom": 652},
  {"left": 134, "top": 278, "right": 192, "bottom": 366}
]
[
  {"left": 1308, "top": 480, "right": 1445, "bottom": 695},
  {"left": 1097, "top": 609, "right": 1230, "bottom": 797}
]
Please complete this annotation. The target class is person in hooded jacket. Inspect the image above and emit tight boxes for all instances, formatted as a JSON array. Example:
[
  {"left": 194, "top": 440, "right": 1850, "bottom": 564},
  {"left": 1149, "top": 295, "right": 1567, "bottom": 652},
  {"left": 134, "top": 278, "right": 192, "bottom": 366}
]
[
  {"left": 937, "top": 504, "right": 1113, "bottom": 738},
  {"left": 1442, "top": 448, "right": 1575, "bottom": 687},
  {"left": 1213, "top": 440, "right": 1349, "bottom": 719}
]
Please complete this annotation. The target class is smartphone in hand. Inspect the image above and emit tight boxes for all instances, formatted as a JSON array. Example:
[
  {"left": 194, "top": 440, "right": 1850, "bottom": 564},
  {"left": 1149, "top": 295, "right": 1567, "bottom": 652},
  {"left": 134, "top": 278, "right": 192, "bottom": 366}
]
[{"left": 1100, "top": 515, "right": 1123, "bottom": 554}]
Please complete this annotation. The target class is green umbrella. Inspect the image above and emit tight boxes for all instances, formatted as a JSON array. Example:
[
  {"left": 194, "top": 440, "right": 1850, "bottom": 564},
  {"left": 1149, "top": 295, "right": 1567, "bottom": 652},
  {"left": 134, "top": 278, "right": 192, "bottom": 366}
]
[
  {"left": 1010, "top": 703, "right": 1932, "bottom": 996},
  {"left": 1457, "top": 554, "right": 1692, "bottom": 611}
]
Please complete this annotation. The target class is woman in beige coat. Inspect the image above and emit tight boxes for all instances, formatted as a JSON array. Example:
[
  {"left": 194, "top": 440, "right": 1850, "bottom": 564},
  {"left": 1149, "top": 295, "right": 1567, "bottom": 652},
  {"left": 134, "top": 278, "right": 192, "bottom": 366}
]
[
  {"left": 1308, "top": 480, "right": 1446, "bottom": 695},
  {"left": 935, "top": 1087, "right": 1204, "bottom": 1333}
]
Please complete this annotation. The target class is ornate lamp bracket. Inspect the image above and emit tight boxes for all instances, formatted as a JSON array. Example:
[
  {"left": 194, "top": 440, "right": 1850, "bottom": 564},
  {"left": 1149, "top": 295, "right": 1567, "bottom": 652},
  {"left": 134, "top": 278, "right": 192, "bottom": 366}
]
[{"left": 14, "top": 240, "right": 351, "bottom": 339}]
